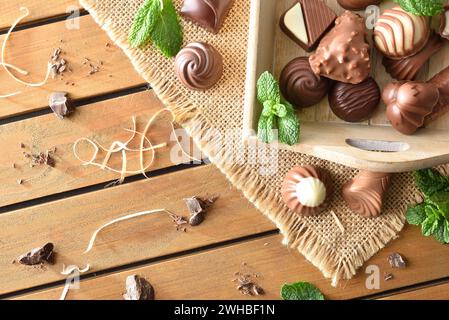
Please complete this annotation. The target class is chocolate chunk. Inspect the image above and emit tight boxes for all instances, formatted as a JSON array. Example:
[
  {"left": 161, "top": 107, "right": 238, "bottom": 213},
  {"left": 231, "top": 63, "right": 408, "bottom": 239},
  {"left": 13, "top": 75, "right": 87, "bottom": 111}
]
[
  {"left": 383, "top": 82, "right": 439, "bottom": 135},
  {"left": 426, "top": 66, "right": 449, "bottom": 125},
  {"left": 18, "top": 243, "right": 55, "bottom": 266},
  {"left": 175, "top": 42, "right": 223, "bottom": 91},
  {"left": 184, "top": 196, "right": 217, "bottom": 226},
  {"left": 280, "top": 0, "right": 336, "bottom": 52},
  {"left": 180, "top": 0, "right": 234, "bottom": 34},
  {"left": 388, "top": 253, "right": 407, "bottom": 269},
  {"left": 309, "top": 11, "right": 370, "bottom": 84},
  {"left": 337, "top": 0, "right": 380, "bottom": 10},
  {"left": 123, "top": 275, "right": 155, "bottom": 300},
  {"left": 281, "top": 165, "right": 334, "bottom": 216},
  {"left": 329, "top": 77, "right": 380, "bottom": 122},
  {"left": 342, "top": 171, "right": 391, "bottom": 218},
  {"left": 439, "top": 5, "right": 449, "bottom": 40},
  {"left": 383, "top": 34, "right": 444, "bottom": 81},
  {"left": 49, "top": 92, "right": 74, "bottom": 119},
  {"left": 280, "top": 57, "right": 331, "bottom": 109},
  {"left": 374, "top": 6, "right": 430, "bottom": 59}
]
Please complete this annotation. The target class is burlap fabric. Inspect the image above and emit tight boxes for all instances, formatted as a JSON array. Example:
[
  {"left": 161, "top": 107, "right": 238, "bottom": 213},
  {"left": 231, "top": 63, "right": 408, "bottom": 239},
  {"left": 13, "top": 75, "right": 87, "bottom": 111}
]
[{"left": 79, "top": 0, "right": 423, "bottom": 285}]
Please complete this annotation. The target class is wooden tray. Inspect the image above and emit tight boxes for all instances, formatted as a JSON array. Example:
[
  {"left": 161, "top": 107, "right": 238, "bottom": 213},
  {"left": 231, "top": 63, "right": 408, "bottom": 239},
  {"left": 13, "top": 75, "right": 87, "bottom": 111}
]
[{"left": 243, "top": 0, "right": 449, "bottom": 173}]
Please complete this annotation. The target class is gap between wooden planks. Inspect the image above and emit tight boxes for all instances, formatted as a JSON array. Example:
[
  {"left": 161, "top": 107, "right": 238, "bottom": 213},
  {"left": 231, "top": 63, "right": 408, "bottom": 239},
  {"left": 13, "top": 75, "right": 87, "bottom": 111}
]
[
  {"left": 0, "top": 15, "right": 144, "bottom": 118},
  {"left": 0, "top": 164, "right": 275, "bottom": 296},
  {"left": 0, "top": 1, "right": 80, "bottom": 30},
  {"left": 380, "top": 281, "right": 449, "bottom": 300},
  {"left": 12, "top": 224, "right": 449, "bottom": 300},
  {"left": 0, "top": 90, "right": 198, "bottom": 208}
]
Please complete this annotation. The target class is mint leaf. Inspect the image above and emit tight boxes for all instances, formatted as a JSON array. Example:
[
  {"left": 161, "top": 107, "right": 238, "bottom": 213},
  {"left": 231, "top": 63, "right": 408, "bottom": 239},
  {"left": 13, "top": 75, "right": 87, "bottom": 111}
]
[
  {"left": 414, "top": 169, "right": 449, "bottom": 197},
  {"left": 394, "top": 0, "right": 443, "bottom": 16},
  {"left": 281, "top": 282, "right": 325, "bottom": 300},
  {"left": 444, "top": 221, "right": 449, "bottom": 243},
  {"left": 257, "top": 114, "right": 277, "bottom": 143},
  {"left": 129, "top": 0, "right": 161, "bottom": 48},
  {"left": 257, "top": 71, "right": 280, "bottom": 104},
  {"left": 278, "top": 111, "right": 300, "bottom": 146},
  {"left": 422, "top": 214, "right": 438, "bottom": 236},
  {"left": 428, "top": 192, "right": 449, "bottom": 221},
  {"left": 406, "top": 204, "right": 426, "bottom": 225},
  {"left": 434, "top": 221, "right": 447, "bottom": 244}
]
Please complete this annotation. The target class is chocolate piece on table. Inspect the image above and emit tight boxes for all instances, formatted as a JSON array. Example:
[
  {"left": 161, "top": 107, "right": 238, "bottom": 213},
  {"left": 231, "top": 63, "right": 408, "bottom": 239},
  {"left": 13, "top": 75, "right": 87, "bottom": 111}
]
[
  {"left": 374, "top": 6, "right": 430, "bottom": 59},
  {"left": 49, "top": 92, "right": 74, "bottom": 119},
  {"left": 426, "top": 66, "right": 449, "bottom": 124},
  {"left": 281, "top": 165, "right": 333, "bottom": 216},
  {"left": 309, "top": 11, "right": 371, "bottom": 84},
  {"left": 383, "top": 34, "right": 444, "bottom": 81},
  {"left": 280, "top": 57, "right": 331, "bottom": 109},
  {"left": 180, "top": 0, "right": 234, "bottom": 34},
  {"left": 329, "top": 77, "right": 380, "bottom": 122},
  {"left": 19, "top": 243, "right": 55, "bottom": 266},
  {"left": 175, "top": 42, "right": 223, "bottom": 91},
  {"left": 279, "top": 0, "right": 336, "bottom": 52},
  {"left": 337, "top": 0, "right": 381, "bottom": 10},
  {"left": 342, "top": 171, "right": 391, "bottom": 218},
  {"left": 383, "top": 82, "right": 440, "bottom": 135},
  {"left": 439, "top": 5, "right": 449, "bottom": 40},
  {"left": 123, "top": 275, "right": 155, "bottom": 300}
]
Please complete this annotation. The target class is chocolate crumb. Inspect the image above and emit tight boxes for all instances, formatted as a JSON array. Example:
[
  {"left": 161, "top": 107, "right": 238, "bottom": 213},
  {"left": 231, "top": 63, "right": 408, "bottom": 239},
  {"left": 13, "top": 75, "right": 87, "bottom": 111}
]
[
  {"left": 20, "top": 143, "right": 25, "bottom": 149},
  {"left": 384, "top": 273, "right": 394, "bottom": 281},
  {"left": 18, "top": 243, "right": 55, "bottom": 266},
  {"left": 388, "top": 253, "right": 407, "bottom": 269},
  {"left": 49, "top": 92, "right": 75, "bottom": 119},
  {"left": 233, "top": 264, "right": 265, "bottom": 296},
  {"left": 168, "top": 212, "right": 188, "bottom": 231},
  {"left": 16, "top": 179, "right": 22, "bottom": 185},
  {"left": 184, "top": 196, "right": 218, "bottom": 226},
  {"left": 50, "top": 48, "right": 69, "bottom": 79},
  {"left": 12, "top": 163, "right": 15, "bottom": 168},
  {"left": 123, "top": 275, "right": 155, "bottom": 300}
]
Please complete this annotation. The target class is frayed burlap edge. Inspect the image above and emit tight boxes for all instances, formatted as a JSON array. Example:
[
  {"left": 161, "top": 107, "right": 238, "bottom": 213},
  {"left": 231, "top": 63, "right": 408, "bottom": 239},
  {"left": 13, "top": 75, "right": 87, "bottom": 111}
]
[{"left": 79, "top": 0, "right": 411, "bottom": 286}]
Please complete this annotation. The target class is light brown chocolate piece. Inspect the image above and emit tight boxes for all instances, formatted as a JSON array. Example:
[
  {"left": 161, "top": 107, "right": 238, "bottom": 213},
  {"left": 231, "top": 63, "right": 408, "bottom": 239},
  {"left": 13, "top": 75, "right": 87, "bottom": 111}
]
[
  {"left": 309, "top": 11, "right": 370, "bottom": 84},
  {"left": 342, "top": 171, "right": 391, "bottom": 218},
  {"left": 281, "top": 165, "right": 333, "bottom": 216},
  {"left": 383, "top": 82, "right": 440, "bottom": 135}
]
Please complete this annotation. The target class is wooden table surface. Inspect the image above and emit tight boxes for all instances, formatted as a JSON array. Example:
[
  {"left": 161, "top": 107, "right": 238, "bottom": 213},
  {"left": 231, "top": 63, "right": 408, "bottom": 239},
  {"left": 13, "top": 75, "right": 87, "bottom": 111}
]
[{"left": 0, "top": 1, "right": 448, "bottom": 301}]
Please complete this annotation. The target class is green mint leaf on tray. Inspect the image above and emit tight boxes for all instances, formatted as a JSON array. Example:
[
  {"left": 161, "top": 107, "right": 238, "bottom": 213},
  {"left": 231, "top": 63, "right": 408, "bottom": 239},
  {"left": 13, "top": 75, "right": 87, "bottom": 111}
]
[
  {"left": 129, "top": 0, "right": 183, "bottom": 57},
  {"left": 281, "top": 282, "right": 325, "bottom": 300},
  {"left": 394, "top": 0, "right": 444, "bottom": 16},
  {"left": 257, "top": 114, "right": 277, "bottom": 143},
  {"left": 278, "top": 111, "right": 300, "bottom": 146},
  {"left": 257, "top": 71, "right": 281, "bottom": 104}
]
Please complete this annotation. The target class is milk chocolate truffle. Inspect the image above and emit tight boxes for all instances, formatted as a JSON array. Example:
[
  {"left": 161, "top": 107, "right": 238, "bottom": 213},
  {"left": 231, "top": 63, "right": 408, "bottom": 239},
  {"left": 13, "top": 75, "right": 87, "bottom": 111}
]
[
  {"left": 337, "top": 0, "right": 380, "bottom": 10},
  {"left": 329, "top": 77, "right": 380, "bottom": 122},
  {"left": 383, "top": 34, "right": 444, "bottom": 81},
  {"left": 175, "top": 42, "right": 223, "bottom": 91},
  {"left": 374, "top": 6, "right": 430, "bottom": 59},
  {"left": 180, "top": 0, "right": 234, "bottom": 34},
  {"left": 280, "top": 0, "right": 337, "bottom": 52},
  {"left": 342, "top": 171, "right": 391, "bottom": 218},
  {"left": 383, "top": 82, "right": 440, "bottom": 135},
  {"left": 280, "top": 57, "right": 331, "bottom": 109},
  {"left": 309, "top": 11, "right": 371, "bottom": 84},
  {"left": 281, "top": 165, "right": 334, "bottom": 216}
]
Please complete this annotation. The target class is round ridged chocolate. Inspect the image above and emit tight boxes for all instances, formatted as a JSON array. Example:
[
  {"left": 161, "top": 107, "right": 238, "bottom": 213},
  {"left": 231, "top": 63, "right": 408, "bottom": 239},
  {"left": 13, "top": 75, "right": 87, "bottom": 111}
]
[
  {"left": 337, "top": 0, "right": 381, "bottom": 10},
  {"left": 281, "top": 165, "right": 334, "bottom": 216},
  {"left": 280, "top": 57, "right": 331, "bottom": 108},
  {"left": 174, "top": 42, "right": 223, "bottom": 91},
  {"left": 329, "top": 77, "right": 380, "bottom": 122}
]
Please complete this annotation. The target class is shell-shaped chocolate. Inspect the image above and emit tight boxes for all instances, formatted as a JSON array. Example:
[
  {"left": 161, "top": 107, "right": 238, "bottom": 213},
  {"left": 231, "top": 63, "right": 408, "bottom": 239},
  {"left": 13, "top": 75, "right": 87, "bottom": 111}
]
[
  {"left": 175, "top": 42, "right": 223, "bottom": 91},
  {"left": 281, "top": 165, "right": 334, "bottom": 216},
  {"left": 374, "top": 6, "right": 430, "bottom": 59},
  {"left": 342, "top": 171, "right": 391, "bottom": 218},
  {"left": 280, "top": 57, "right": 331, "bottom": 109},
  {"left": 383, "top": 82, "right": 440, "bottom": 135}
]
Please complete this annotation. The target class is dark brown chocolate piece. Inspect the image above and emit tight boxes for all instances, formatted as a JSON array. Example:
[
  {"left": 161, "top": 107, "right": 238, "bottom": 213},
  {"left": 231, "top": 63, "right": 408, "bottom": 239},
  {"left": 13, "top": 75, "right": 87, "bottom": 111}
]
[
  {"left": 180, "top": 0, "right": 234, "bottom": 34},
  {"left": 18, "top": 243, "right": 55, "bottom": 266},
  {"left": 383, "top": 34, "right": 444, "bottom": 81},
  {"left": 281, "top": 165, "right": 333, "bottom": 216},
  {"left": 439, "top": 5, "right": 449, "bottom": 40},
  {"left": 184, "top": 196, "right": 217, "bottom": 226},
  {"left": 388, "top": 253, "right": 407, "bottom": 269},
  {"left": 280, "top": 57, "right": 331, "bottom": 109},
  {"left": 279, "top": 0, "right": 336, "bottom": 52},
  {"left": 329, "top": 77, "right": 380, "bottom": 122},
  {"left": 426, "top": 66, "right": 449, "bottom": 125},
  {"left": 337, "top": 0, "right": 380, "bottom": 10},
  {"left": 49, "top": 92, "right": 74, "bottom": 119},
  {"left": 123, "top": 275, "right": 155, "bottom": 300}
]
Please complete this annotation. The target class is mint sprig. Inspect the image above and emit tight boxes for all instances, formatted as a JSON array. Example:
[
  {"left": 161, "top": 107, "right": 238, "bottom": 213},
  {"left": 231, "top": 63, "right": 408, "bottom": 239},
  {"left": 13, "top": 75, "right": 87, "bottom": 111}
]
[
  {"left": 256, "top": 72, "right": 300, "bottom": 146},
  {"left": 129, "top": 0, "right": 183, "bottom": 57},
  {"left": 394, "top": 0, "right": 444, "bottom": 16},
  {"left": 406, "top": 169, "right": 449, "bottom": 244},
  {"left": 281, "top": 282, "right": 325, "bottom": 300}
]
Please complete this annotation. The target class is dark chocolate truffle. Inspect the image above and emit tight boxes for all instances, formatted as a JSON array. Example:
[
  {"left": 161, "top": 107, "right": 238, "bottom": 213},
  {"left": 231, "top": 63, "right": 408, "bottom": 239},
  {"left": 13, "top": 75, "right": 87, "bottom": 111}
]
[
  {"left": 281, "top": 165, "right": 334, "bottom": 216},
  {"left": 174, "top": 42, "right": 223, "bottom": 91},
  {"left": 180, "top": 0, "right": 234, "bottom": 34},
  {"left": 329, "top": 77, "right": 380, "bottom": 122},
  {"left": 280, "top": 57, "right": 331, "bottom": 109}
]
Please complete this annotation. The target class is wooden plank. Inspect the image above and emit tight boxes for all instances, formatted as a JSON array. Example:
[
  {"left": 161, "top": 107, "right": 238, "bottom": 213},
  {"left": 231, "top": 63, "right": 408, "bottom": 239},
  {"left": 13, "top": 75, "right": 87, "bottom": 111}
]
[
  {"left": 0, "top": 1, "right": 80, "bottom": 30},
  {"left": 0, "top": 165, "right": 275, "bottom": 296},
  {"left": 0, "top": 15, "right": 144, "bottom": 119},
  {"left": 0, "top": 90, "right": 195, "bottom": 208},
  {"left": 14, "top": 225, "right": 449, "bottom": 300},
  {"left": 381, "top": 282, "right": 449, "bottom": 300}
]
